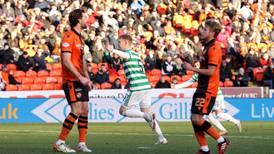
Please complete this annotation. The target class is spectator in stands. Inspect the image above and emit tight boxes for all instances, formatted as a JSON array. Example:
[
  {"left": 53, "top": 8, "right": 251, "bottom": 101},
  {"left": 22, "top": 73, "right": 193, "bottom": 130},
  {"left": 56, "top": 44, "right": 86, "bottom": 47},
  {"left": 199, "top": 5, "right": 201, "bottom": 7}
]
[
  {"left": 162, "top": 55, "right": 174, "bottom": 76},
  {"left": 7, "top": 70, "right": 21, "bottom": 85},
  {"left": 233, "top": 67, "right": 249, "bottom": 87},
  {"left": 111, "top": 78, "right": 122, "bottom": 89},
  {"left": 130, "top": 0, "right": 146, "bottom": 17},
  {"left": 17, "top": 51, "right": 34, "bottom": 72},
  {"left": 87, "top": 64, "right": 95, "bottom": 82},
  {"left": 145, "top": 50, "right": 157, "bottom": 71},
  {"left": 220, "top": 56, "right": 233, "bottom": 82},
  {"left": 0, "top": 43, "right": 15, "bottom": 64},
  {"left": 259, "top": 53, "right": 271, "bottom": 69},
  {"left": 111, "top": 54, "right": 121, "bottom": 72},
  {"left": 95, "top": 64, "right": 109, "bottom": 84},
  {"left": 155, "top": 76, "right": 171, "bottom": 88},
  {"left": 33, "top": 49, "right": 47, "bottom": 72},
  {"left": 173, "top": 57, "right": 186, "bottom": 76},
  {"left": 246, "top": 48, "right": 261, "bottom": 81},
  {"left": 263, "top": 62, "right": 274, "bottom": 89}
]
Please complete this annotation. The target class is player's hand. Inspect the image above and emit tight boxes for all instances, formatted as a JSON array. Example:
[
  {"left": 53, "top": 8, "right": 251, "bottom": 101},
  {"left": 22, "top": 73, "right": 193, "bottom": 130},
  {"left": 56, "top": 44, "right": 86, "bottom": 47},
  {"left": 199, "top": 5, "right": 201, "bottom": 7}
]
[
  {"left": 79, "top": 76, "right": 92, "bottom": 89},
  {"left": 183, "top": 61, "right": 193, "bottom": 71}
]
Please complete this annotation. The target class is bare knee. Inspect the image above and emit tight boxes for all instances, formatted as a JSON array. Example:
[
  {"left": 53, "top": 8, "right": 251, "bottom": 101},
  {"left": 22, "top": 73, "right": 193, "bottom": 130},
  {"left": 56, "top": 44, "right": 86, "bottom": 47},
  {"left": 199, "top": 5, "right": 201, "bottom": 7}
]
[
  {"left": 191, "top": 114, "right": 204, "bottom": 125},
  {"left": 119, "top": 106, "right": 126, "bottom": 115}
]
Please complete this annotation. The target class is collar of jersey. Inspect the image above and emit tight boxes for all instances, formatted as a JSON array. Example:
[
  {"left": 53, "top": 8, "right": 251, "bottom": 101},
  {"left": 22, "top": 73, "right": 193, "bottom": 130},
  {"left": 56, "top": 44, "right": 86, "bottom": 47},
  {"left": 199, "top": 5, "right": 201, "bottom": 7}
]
[{"left": 72, "top": 28, "right": 81, "bottom": 37}]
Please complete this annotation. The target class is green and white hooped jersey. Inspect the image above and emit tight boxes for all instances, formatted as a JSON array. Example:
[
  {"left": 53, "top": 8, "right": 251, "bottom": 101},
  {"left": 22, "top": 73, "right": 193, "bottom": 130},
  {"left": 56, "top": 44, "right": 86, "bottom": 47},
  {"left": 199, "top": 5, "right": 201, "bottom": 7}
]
[{"left": 123, "top": 50, "right": 151, "bottom": 91}]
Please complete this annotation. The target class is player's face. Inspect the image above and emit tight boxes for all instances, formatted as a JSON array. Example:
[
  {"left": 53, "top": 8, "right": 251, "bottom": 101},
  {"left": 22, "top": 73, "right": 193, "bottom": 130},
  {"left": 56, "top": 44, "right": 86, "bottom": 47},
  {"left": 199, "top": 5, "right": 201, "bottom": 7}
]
[
  {"left": 199, "top": 25, "right": 212, "bottom": 41},
  {"left": 119, "top": 39, "right": 130, "bottom": 50}
]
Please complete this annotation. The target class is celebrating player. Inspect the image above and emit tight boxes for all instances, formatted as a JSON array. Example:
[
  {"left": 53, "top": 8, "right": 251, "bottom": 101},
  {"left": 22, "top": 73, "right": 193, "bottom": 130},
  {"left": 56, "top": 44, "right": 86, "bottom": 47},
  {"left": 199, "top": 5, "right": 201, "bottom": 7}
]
[{"left": 106, "top": 34, "right": 167, "bottom": 144}]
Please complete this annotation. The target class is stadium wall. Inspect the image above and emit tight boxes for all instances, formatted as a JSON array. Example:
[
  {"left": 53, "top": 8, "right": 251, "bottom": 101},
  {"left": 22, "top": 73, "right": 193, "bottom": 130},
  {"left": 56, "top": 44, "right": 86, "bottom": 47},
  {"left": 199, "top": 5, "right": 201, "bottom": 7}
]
[{"left": 0, "top": 88, "right": 273, "bottom": 123}]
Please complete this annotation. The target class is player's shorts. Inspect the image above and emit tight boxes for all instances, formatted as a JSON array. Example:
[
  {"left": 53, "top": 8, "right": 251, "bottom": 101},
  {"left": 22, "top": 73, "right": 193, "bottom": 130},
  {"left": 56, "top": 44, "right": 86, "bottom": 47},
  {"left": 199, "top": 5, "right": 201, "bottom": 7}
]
[
  {"left": 123, "top": 89, "right": 151, "bottom": 109},
  {"left": 212, "top": 94, "right": 225, "bottom": 110},
  {"left": 63, "top": 81, "right": 89, "bottom": 105},
  {"left": 191, "top": 91, "right": 216, "bottom": 115}
]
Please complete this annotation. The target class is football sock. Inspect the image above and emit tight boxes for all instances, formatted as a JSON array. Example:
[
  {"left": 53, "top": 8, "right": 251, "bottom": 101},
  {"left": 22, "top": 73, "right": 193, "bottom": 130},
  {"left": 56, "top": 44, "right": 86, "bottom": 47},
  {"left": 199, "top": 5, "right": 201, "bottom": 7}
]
[
  {"left": 201, "top": 145, "right": 210, "bottom": 152},
  {"left": 78, "top": 116, "right": 88, "bottom": 143},
  {"left": 154, "top": 120, "right": 164, "bottom": 139},
  {"left": 192, "top": 121, "right": 208, "bottom": 147},
  {"left": 58, "top": 112, "right": 78, "bottom": 141}
]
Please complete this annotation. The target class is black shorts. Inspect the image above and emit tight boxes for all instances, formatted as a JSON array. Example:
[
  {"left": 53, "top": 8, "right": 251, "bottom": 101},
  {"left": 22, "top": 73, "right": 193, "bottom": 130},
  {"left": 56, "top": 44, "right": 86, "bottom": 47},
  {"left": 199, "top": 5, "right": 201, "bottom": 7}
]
[
  {"left": 63, "top": 81, "right": 89, "bottom": 105},
  {"left": 191, "top": 92, "right": 216, "bottom": 115}
]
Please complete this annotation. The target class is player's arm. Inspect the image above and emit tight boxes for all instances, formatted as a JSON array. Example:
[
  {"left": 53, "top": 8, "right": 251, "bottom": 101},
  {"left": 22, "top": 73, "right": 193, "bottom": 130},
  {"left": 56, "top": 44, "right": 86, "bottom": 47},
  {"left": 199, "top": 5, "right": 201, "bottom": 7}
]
[
  {"left": 62, "top": 52, "right": 86, "bottom": 80},
  {"left": 174, "top": 74, "right": 198, "bottom": 89},
  {"left": 183, "top": 45, "right": 220, "bottom": 76},
  {"left": 82, "top": 55, "right": 89, "bottom": 79},
  {"left": 106, "top": 45, "right": 130, "bottom": 60},
  {"left": 185, "top": 64, "right": 216, "bottom": 76}
]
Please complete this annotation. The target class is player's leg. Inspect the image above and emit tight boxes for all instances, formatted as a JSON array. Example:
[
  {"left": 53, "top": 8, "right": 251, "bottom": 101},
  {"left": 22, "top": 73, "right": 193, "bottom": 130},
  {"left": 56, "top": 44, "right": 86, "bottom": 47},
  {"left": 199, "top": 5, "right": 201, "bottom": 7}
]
[
  {"left": 208, "top": 110, "right": 228, "bottom": 135},
  {"left": 215, "top": 96, "right": 242, "bottom": 132},
  {"left": 54, "top": 81, "right": 81, "bottom": 152},
  {"left": 140, "top": 90, "right": 167, "bottom": 144},
  {"left": 77, "top": 101, "right": 92, "bottom": 152},
  {"left": 119, "top": 91, "right": 145, "bottom": 118},
  {"left": 191, "top": 92, "right": 229, "bottom": 154}
]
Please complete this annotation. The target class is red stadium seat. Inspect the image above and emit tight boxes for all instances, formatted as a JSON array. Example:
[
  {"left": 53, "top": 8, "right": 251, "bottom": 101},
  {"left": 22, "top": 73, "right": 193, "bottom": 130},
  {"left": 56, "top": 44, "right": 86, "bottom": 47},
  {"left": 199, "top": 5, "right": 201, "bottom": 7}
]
[
  {"left": 21, "top": 77, "right": 34, "bottom": 85},
  {"left": 54, "top": 84, "right": 63, "bottom": 90},
  {"left": 34, "top": 77, "right": 46, "bottom": 84},
  {"left": 52, "top": 63, "right": 62, "bottom": 70},
  {"left": 5, "top": 85, "right": 18, "bottom": 91},
  {"left": 186, "top": 70, "right": 194, "bottom": 75},
  {"left": 150, "top": 69, "right": 161, "bottom": 76},
  {"left": 14, "top": 71, "right": 26, "bottom": 78},
  {"left": 109, "top": 74, "right": 118, "bottom": 83},
  {"left": 224, "top": 80, "right": 234, "bottom": 87},
  {"left": 42, "top": 84, "right": 55, "bottom": 90},
  {"left": 37, "top": 70, "right": 49, "bottom": 77},
  {"left": 46, "top": 77, "right": 58, "bottom": 84},
  {"left": 46, "top": 63, "right": 52, "bottom": 71},
  {"left": 18, "top": 84, "right": 30, "bottom": 91},
  {"left": 50, "top": 70, "right": 62, "bottom": 77},
  {"left": 6, "top": 64, "right": 17, "bottom": 71},
  {"left": 148, "top": 75, "right": 160, "bottom": 83},
  {"left": 30, "top": 84, "right": 43, "bottom": 90},
  {"left": 26, "top": 70, "right": 37, "bottom": 78},
  {"left": 255, "top": 72, "right": 264, "bottom": 82},
  {"left": 219, "top": 81, "right": 224, "bottom": 87},
  {"left": 89, "top": 63, "right": 98, "bottom": 69},
  {"left": 101, "top": 82, "right": 112, "bottom": 89}
]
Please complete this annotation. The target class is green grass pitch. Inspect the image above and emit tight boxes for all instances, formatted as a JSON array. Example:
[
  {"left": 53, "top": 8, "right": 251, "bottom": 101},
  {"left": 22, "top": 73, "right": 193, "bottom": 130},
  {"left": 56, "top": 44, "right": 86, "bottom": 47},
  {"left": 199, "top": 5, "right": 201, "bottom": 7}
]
[{"left": 0, "top": 122, "right": 273, "bottom": 154}]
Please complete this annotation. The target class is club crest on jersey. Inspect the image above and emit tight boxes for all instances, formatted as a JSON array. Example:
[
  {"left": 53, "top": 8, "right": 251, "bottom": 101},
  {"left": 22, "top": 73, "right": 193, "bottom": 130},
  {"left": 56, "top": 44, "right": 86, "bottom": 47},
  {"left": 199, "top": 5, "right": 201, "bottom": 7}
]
[{"left": 62, "top": 42, "right": 70, "bottom": 47}]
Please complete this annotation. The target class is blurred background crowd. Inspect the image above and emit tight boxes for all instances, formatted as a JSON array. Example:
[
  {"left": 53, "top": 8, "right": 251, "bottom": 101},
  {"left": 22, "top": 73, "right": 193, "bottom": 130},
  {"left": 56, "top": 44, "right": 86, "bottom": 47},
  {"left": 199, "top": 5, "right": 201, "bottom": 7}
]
[{"left": 0, "top": 0, "right": 273, "bottom": 91}]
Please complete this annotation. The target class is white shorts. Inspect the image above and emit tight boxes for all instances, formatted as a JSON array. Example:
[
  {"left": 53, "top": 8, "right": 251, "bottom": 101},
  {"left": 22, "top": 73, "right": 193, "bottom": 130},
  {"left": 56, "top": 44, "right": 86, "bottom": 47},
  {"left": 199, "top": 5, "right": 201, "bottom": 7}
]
[
  {"left": 212, "top": 94, "right": 226, "bottom": 110},
  {"left": 123, "top": 89, "right": 151, "bottom": 109}
]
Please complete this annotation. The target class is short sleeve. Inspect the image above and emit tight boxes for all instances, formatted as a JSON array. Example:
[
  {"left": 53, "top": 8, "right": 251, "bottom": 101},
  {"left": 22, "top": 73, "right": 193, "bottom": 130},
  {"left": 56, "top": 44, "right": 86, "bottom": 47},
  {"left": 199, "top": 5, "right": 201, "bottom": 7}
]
[
  {"left": 208, "top": 43, "right": 221, "bottom": 66},
  {"left": 61, "top": 33, "right": 73, "bottom": 53}
]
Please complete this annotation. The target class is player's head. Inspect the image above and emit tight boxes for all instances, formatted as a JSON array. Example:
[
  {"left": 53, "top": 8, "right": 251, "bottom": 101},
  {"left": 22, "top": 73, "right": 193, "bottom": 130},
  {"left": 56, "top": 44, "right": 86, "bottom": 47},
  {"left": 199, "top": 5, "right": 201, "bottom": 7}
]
[
  {"left": 119, "top": 34, "right": 133, "bottom": 51},
  {"left": 199, "top": 19, "right": 221, "bottom": 41},
  {"left": 69, "top": 9, "right": 87, "bottom": 29}
]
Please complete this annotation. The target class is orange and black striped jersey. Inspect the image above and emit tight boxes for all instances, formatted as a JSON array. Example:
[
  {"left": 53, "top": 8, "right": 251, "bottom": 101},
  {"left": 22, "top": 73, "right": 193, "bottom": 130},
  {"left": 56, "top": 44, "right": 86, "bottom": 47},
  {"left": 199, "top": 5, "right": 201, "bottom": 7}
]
[
  {"left": 61, "top": 29, "right": 85, "bottom": 82},
  {"left": 197, "top": 39, "right": 222, "bottom": 96}
]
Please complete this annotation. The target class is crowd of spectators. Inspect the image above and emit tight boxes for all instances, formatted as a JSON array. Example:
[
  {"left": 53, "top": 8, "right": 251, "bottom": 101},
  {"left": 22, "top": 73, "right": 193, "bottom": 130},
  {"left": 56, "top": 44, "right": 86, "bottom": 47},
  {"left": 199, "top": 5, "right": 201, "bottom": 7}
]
[{"left": 0, "top": 0, "right": 273, "bottom": 91}]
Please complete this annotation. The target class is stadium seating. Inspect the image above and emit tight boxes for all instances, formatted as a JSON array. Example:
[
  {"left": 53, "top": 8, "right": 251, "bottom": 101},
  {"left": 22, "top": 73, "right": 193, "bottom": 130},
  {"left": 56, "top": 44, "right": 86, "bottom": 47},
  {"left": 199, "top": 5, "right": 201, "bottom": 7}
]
[
  {"left": 34, "top": 77, "right": 46, "bottom": 84},
  {"left": 150, "top": 69, "right": 161, "bottom": 76},
  {"left": 224, "top": 80, "right": 234, "bottom": 87},
  {"left": 52, "top": 63, "right": 62, "bottom": 70},
  {"left": 21, "top": 77, "right": 34, "bottom": 85},
  {"left": 6, "top": 64, "right": 17, "bottom": 71},
  {"left": 50, "top": 70, "right": 62, "bottom": 77},
  {"left": 181, "top": 75, "right": 192, "bottom": 82},
  {"left": 42, "top": 84, "right": 55, "bottom": 90},
  {"left": 5, "top": 85, "right": 18, "bottom": 91},
  {"left": 46, "top": 63, "right": 52, "bottom": 71},
  {"left": 26, "top": 70, "right": 37, "bottom": 78},
  {"left": 30, "top": 84, "right": 43, "bottom": 90},
  {"left": 18, "top": 84, "right": 30, "bottom": 91},
  {"left": 46, "top": 77, "right": 58, "bottom": 84},
  {"left": 162, "top": 76, "right": 171, "bottom": 83},
  {"left": 14, "top": 71, "right": 26, "bottom": 78},
  {"left": 37, "top": 70, "right": 49, "bottom": 77},
  {"left": 171, "top": 75, "right": 182, "bottom": 82},
  {"left": 101, "top": 83, "right": 112, "bottom": 89}
]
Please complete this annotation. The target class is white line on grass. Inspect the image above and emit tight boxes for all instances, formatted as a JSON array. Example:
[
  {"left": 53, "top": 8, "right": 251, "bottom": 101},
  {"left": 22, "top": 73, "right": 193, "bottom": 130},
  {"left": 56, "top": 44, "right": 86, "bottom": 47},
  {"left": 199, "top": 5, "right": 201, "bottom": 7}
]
[{"left": 0, "top": 130, "right": 274, "bottom": 140}]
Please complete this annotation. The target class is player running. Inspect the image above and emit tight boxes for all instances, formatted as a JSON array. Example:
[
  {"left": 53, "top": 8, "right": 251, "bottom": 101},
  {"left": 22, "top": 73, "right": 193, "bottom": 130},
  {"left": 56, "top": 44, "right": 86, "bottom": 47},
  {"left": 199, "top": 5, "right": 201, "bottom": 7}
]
[
  {"left": 173, "top": 62, "right": 242, "bottom": 135},
  {"left": 106, "top": 34, "right": 167, "bottom": 145}
]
